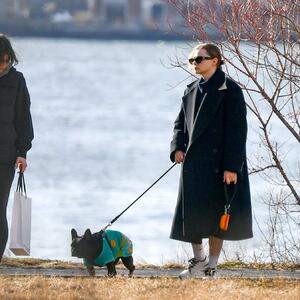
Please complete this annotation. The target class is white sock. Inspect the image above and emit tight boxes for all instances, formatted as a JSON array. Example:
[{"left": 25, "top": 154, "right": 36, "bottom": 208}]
[
  {"left": 208, "top": 255, "right": 219, "bottom": 269},
  {"left": 192, "top": 243, "right": 206, "bottom": 261}
]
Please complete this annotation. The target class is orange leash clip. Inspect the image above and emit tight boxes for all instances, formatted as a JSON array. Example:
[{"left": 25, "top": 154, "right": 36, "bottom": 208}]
[
  {"left": 219, "top": 204, "right": 230, "bottom": 231},
  {"left": 219, "top": 183, "right": 237, "bottom": 231}
]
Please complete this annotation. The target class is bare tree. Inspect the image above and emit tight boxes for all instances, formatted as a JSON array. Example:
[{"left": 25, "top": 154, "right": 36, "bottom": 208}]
[{"left": 167, "top": 0, "right": 300, "bottom": 264}]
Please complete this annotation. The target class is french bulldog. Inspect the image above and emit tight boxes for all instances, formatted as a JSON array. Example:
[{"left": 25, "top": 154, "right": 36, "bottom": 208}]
[{"left": 71, "top": 228, "right": 135, "bottom": 277}]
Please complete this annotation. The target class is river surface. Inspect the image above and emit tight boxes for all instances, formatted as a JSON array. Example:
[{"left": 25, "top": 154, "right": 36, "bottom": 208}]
[{"left": 4, "top": 38, "right": 299, "bottom": 264}]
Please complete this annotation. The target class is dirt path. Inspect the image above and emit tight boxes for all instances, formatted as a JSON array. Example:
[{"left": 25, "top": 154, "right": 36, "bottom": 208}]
[{"left": 0, "top": 266, "right": 299, "bottom": 279}]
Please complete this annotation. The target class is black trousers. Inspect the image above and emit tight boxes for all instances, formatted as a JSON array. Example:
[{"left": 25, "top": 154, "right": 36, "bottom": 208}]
[{"left": 0, "top": 164, "right": 15, "bottom": 261}]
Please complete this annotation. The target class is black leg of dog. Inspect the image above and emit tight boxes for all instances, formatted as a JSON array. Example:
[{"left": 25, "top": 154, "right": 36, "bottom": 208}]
[
  {"left": 87, "top": 265, "right": 95, "bottom": 276},
  {"left": 121, "top": 256, "right": 135, "bottom": 277},
  {"left": 106, "top": 261, "right": 117, "bottom": 277}
]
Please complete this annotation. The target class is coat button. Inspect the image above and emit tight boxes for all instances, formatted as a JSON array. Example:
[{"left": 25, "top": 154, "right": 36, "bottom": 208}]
[
  {"left": 214, "top": 168, "right": 219, "bottom": 174},
  {"left": 213, "top": 148, "right": 218, "bottom": 153}
]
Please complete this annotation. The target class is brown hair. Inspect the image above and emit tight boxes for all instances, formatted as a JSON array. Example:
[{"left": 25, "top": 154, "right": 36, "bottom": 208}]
[
  {"left": 0, "top": 33, "right": 18, "bottom": 65},
  {"left": 192, "top": 43, "right": 224, "bottom": 68}
]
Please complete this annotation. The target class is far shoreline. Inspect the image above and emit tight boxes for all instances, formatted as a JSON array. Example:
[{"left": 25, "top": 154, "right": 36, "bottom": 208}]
[{"left": 0, "top": 22, "right": 195, "bottom": 41}]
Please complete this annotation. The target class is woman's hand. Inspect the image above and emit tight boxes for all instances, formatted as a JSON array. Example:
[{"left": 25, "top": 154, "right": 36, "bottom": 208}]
[
  {"left": 15, "top": 157, "right": 27, "bottom": 173},
  {"left": 175, "top": 151, "right": 185, "bottom": 164},
  {"left": 223, "top": 170, "right": 237, "bottom": 184}
]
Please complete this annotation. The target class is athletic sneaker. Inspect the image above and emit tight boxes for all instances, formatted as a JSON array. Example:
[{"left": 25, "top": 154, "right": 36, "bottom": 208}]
[
  {"left": 203, "top": 266, "right": 216, "bottom": 278},
  {"left": 179, "top": 256, "right": 209, "bottom": 279}
]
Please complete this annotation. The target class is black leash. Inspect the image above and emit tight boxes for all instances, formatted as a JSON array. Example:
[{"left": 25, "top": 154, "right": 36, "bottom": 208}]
[
  {"left": 223, "top": 183, "right": 238, "bottom": 214},
  {"left": 101, "top": 163, "right": 177, "bottom": 232}
]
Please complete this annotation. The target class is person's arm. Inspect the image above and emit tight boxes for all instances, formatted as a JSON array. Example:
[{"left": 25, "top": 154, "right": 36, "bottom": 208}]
[
  {"left": 223, "top": 83, "right": 247, "bottom": 175},
  {"left": 170, "top": 104, "right": 188, "bottom": 162},
  {"left": 14, "top": 75, "right": 34, "bottom": 166}
]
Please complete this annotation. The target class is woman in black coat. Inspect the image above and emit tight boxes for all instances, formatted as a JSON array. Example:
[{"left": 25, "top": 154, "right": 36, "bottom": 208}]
[
  {"left": 170, "top": 44, "right": 252, "bottom": 278},
  {"left": 0, "top": 34, "right": 34, "bottom": 261}
]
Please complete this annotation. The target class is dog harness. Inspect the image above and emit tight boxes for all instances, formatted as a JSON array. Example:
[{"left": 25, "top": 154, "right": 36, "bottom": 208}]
[{"left": 84, "top": 230, "right": 133, "bottom": 267}]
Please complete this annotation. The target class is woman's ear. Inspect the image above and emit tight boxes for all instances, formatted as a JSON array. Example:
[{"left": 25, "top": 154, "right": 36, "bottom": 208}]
[{"left": 213, "top": 57, "right": 219, "bottom": 67}]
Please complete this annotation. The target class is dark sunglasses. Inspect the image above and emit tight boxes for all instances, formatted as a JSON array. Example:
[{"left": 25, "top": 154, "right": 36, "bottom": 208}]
[{"left": 188, "top": 56, "right": 214, "bottom": 64}]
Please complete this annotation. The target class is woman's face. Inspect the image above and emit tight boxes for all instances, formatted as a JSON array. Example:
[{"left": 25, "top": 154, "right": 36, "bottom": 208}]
[
  {"left": 189, "top": 48, "right": 218, "bottom": 76},
  {"left": 0, "top": 54, "right": 10, "bottom": 73}
]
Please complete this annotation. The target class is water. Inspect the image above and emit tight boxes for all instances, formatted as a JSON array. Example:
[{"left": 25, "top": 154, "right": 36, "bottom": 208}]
[{"left": 4, "top": 38, "right": 299, "bottom": 264}]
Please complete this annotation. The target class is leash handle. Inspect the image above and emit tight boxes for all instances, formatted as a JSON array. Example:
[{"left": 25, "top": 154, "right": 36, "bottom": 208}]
[
  {"left": 220, "top": 183, "right": 238, "bottom": 231},
  {"left": 101, "top": 163, "right": 177, "bottom": 231},
  {"left": 223, "top": 183, "right": 237, "bottom": 213}
]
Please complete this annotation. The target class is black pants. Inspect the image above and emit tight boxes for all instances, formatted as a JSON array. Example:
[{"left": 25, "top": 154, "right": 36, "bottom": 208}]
[{"left": 0, "top": 164, "right": 15, "bottom": 261}]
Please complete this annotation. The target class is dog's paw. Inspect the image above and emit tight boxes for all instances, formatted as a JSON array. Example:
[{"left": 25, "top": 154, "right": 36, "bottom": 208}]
[
  {"left": 107, "top": 272, "right": 117, "bottom": 278},
  {"left": 128, "top": 265, "right": 135, "bottom": 277},
  {"left": 87, "top": 266, "right": 95, "bottom": 277}
]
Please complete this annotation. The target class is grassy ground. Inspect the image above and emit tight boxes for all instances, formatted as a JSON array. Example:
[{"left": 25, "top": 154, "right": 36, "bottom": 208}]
[
  {"left": 1, "top": 258, "right": 299, "bottom": 299},
  {"left": 1, "top": 257, "right": 299, "bottom": 270},
  {"left": 0, "top": 276, "right": 299, "bottom": 300}
]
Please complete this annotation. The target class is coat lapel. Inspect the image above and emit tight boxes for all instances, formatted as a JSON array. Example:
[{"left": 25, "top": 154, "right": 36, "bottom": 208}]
[
  {"left": 181, "top": 71, "right": 227, "bottom": 149},
  {"left": 190, "top": 89, "right": 224, "bottom": 145},
  {"left": 182, "top": 81, "right": 198, "bottom": 135}
]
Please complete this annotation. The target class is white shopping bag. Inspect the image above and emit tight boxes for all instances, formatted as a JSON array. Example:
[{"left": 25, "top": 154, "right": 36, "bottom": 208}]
[{"left": 9, "top": 172, "right": 32, "bottom": 256}]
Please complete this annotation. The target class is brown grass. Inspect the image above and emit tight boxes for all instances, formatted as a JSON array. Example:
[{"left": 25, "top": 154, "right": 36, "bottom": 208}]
[
  {"left": 1, "top": 258, "right": 83, "bottom": 269},
  {"left": 0, "top": 276, "right": 298, "bottom": 300},
  {"left": 218, "top": 261, "right": 300, "bottom": 271},
  {"left": 2, "top": 257, "right": 299, "bottom": 270}
]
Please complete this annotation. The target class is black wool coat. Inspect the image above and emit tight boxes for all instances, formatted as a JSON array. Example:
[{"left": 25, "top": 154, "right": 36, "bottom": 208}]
[
  {"left": 170, "top": 68, "right": 253, "bottom": 242},
  {"left": 0, "top": 67, "right": 34, "bottom": 164}
]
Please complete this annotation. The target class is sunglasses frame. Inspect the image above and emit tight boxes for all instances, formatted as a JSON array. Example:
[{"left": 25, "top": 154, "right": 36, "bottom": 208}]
[{"left": 188, "top": 56, "right": 214, "bottom": 64}]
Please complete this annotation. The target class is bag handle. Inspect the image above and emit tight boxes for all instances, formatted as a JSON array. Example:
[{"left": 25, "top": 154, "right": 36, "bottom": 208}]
[{"left": 16, "top": 172, "right": 27, "bottom": 197}]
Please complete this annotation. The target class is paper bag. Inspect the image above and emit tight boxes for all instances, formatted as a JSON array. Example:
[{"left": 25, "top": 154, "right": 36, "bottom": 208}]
[{"left": 9, "top": 172, "right": 32, "bottom": 256}]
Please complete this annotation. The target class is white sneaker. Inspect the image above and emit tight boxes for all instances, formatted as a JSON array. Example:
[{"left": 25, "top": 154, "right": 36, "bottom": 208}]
[{"left": 179, "top": 257, "right": 209, "bottom": 279}]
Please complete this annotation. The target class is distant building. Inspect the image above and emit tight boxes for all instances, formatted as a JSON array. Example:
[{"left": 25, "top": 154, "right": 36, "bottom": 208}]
[
  {"left": 0, "top": 0, "right": 30, "bottom": 18},
  {"left": 55, "top": 0, "right": 88, "bottom": 12},
  {"left": 85, "top": 0, "right": 142, "bottom": 28},
  {"left": 142, "top": 0, "right": 184, "bottom": 30},
  {"left": 0, "top": 1, "right": 14, "bottom": 18},
  {"left": 0, "top": 0, "right": 186, "bottom": 33},
  {"left": 86, "top": 0, "right": 184, "bottom": 29}
]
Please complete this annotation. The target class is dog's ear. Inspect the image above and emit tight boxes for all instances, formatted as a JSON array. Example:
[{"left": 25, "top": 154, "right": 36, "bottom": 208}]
[
  {"left": 71, "top": 228, "right": 78, "bottom": 239},
  {"left": 84, "top": 229, "right": 92, "bottom": 240}
]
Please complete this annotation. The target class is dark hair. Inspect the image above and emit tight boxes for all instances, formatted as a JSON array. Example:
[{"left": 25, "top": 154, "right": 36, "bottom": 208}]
[
  {"left": 0, "top": 33, "right": 18, "bottom": 65},
  {"left": 198, "top": 43, "right": 224, "bottom": 68}
]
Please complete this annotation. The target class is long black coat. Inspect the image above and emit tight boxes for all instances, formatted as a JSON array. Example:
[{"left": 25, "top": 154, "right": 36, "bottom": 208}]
[
  {"left": 170, "top": 68, "right": 253, "bottom": 242},
  {"left": 0, "top": 67, "right": 33, "bottom": 164}
]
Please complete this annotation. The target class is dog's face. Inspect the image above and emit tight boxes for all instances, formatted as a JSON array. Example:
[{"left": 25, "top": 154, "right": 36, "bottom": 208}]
[{"left": 71, "top": 229, "right": 103, "bottom": 260}]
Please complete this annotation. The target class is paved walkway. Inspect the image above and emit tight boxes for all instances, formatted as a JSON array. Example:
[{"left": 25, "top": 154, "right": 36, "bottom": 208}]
[{"left": 0, "top": 266, "right": 299, "bottom": 279}]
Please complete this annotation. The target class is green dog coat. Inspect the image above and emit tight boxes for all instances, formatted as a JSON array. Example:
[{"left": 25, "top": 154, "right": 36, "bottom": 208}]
[{"left": 83, "top": 230, "right": 133, "bottom": 267}]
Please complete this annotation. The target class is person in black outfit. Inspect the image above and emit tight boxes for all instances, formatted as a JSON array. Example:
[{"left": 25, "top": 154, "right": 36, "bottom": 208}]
[
  {"left": 170, "top": 43, "right": 252, "bottom": 278},
  {"left": 0, "top": 34, "right": 34, "bottom": 261}
]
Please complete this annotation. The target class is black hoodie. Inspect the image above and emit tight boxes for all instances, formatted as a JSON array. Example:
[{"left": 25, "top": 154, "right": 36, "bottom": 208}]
[{"left": 0, "top": 67, "right": 33, "bottom": 164}]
